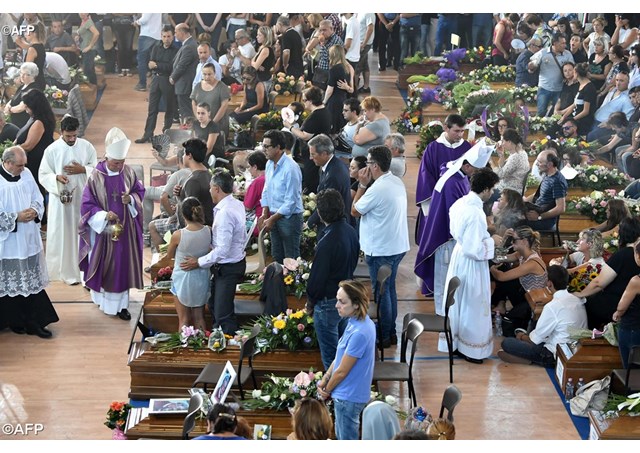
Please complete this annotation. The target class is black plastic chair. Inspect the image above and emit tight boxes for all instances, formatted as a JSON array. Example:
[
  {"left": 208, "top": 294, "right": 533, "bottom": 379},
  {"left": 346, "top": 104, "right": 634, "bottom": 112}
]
[
  {"left": 401, "top": 276, "right": 460, "bottom": 383},
  {"left": 372, "top": 318, "right": 425, "bottom": 407},
  {"left": 611, "top": 346, "right": 640, "bottom": 395},
  {"left": 192, "top": 323, "right": 260, "bottom": 399},
  {"left": 367, "top": 264, "right": 392, "bottom": 361},
  {"left": 439, "top": 384, "right": 462, "bottom": 422},
  {"left": 181, "top": 392, "right": 204, "bottom": 440}
]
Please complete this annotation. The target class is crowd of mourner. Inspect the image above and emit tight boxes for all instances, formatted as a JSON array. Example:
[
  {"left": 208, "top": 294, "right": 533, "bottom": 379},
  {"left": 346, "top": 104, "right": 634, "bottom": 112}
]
[{"left": 2, "top": 12, "right": 640, "bottom": 440}]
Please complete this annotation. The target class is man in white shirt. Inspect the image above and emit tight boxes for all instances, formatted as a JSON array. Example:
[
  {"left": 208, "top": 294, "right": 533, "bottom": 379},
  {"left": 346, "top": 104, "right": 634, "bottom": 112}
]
[
  {"left": 192, "top": 42, "right": 222, "bottom": 87},
  {"left": 384, "top": 133, "right": 407, "bottom": 178},
  {"left": 134, "top": 13, "right": 162, "bottom": 91},
  {"left": 342, "top": 14, "right": 361, "bottom": 68},
  {"left": 498, "top": 265, "right": 588, "bottom": 367},
  {"left": 356, "top": 13, "right": 375, "bottom": 93},
  {"left": 45, "top": 51, "right": 71, "bottom": 90},
  {"left": 180, "top": 169, "right": 247, "bottom": 334},
  {"left": 234, "top": 28, "right": 257, "bottom": 69}
]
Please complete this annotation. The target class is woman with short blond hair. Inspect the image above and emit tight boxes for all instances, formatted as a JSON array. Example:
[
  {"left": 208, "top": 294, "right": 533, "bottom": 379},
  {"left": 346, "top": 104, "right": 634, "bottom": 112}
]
[{"left": 352, "top": 96, "right": 390, "bottom": 157}]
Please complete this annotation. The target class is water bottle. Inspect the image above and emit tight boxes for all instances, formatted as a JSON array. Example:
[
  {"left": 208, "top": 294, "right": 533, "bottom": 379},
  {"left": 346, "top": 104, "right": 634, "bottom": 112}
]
[
  {"left": 494, "top": 312, "right": 503, "bottom": 337},
  {"left": 576, "top": 377, "right": 585, "bottom": 393},
  {"left": 565, "top": 378, "right": 575, "bottom": 401}
]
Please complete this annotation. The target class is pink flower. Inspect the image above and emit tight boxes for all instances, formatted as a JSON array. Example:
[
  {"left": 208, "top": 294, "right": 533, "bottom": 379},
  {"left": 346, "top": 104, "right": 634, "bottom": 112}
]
[
  {"left": 297, "top": 323, "right": 305, "bottom": 331},
  {"left": 600, "top": 201, "right": 607, "bottom": 207},
  {"left": 283, "top": 258, "right": 298, "bottom": 272},
  {"left": 293, "top": 371, "right": 311, "bottom": 387},
  {"left": 299, "top": 389, "right": 307, "bottom": 397}
]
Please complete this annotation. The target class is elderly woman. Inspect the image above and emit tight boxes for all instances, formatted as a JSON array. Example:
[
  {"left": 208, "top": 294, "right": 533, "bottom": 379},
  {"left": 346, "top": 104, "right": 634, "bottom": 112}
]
[
  {"left": 574, "top": 217, "right": 640, "bottom": 329},
  {"left": 317, "top": 279, "right": 375, "bottom": 440},
  {"left": 493, "top": 128, "right": 530, "bottom": 195},
  {"left": 3, "top": 62, "right": 39, "bottom": 129},
  {"left": 587, "top": 37, "right": 612, "bottom": 92},
  {"left": 490, "top": 226, "right": 548, "bottom": 329},
  {"left": 351, "top": 96, "right": 391, "bottom": 158},
  {"left": 583, "top": 16, "right": 611, "bottom": 57}
]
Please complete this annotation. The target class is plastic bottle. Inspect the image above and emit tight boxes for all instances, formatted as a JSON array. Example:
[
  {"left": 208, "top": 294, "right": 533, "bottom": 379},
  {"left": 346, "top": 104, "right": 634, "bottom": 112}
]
[
  {"left": 494, "top": 312, "right": 503, "bottom": 337},
  {"left": 565, "top": 378, "right": 575, "bottom": 401},
  {"left": 576, "top": 377, "right": 585, "bottom": 393}
]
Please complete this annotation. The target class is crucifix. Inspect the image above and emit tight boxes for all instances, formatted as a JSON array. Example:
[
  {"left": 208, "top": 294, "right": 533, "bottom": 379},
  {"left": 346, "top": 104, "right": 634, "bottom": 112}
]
[{"left": 111, "top": 189, "right": 120, "bottom": 203}]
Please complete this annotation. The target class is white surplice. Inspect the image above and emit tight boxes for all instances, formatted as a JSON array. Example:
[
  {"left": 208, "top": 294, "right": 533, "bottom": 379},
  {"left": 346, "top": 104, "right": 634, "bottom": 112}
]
[
  {"left": 39, "top": 137, "right": 97, "bottom": 284},
  {"left": 438, "top": 191, "right": 495, "bottom": 360}
]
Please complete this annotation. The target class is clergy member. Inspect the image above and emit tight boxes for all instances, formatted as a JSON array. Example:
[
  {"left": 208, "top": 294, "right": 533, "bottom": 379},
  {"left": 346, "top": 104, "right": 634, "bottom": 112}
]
[
  {"left": 0, "top": 146, "right": 58, "bottom": 338},
  {"left": 414, "top": 138, "right": 494, "bottom": 315},
  {"left": 439, "top": 168, "right": 499, "bottom": 364},
  {"left": 79, "top": 127, "right": 145, "bottom": 320},
  {"left": 39, "top": 115, "right": 97, "bottom": 285},
  {"left": 415, "top": 114, "right": 470, "bottom": 245}
]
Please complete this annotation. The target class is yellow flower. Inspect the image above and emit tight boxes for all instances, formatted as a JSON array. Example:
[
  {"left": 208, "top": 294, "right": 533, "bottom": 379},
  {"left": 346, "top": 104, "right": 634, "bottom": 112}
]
[
  {"left": 541, "top": 138, "right": 548, "bottom": 145},
  {"left": 500, "top": 66, "right": 506, "bottom": 72},
  {"left": 411, "top": 116, "right": 418, "bottom": 124},
  {"left": 213, "top": 341, "right": 220, "bottom": 348},
  {"left": 589, "top": 272, "right": 599, "bottom": 279},
  {"left": 284, "top": 274, "right": 294, "bottom": 285},
  {"left": 290, "top": 310, "right": 304, "bottom": 319},
  {"left": 273, "top": 319, "right": 286, "bottom": 330},
  {"left": 259, "top": 113, "right": 267, "bottom": 119}
]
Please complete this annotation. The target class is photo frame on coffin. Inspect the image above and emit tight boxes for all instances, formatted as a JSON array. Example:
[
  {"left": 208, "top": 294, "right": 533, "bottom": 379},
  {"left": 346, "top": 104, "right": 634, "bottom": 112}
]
[
  {"left": 210, "top": 361, "right": 237, "bottom": 405},
  {"left": 148, "top": 398, "right": 190, "bottom": 415}
]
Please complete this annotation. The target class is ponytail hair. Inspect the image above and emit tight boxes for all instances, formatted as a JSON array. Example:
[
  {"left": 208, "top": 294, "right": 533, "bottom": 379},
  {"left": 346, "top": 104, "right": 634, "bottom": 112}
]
[{"left": 181, "top": 196, "right": 205, "bottom": 224}]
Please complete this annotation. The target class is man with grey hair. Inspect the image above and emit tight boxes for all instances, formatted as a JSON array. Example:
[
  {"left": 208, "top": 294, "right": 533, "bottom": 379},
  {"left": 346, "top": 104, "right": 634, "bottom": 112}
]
[
  {"left": 180, "top": 169, "right": 247, "bottom": 334},
  {"left": 277, "top": 15, "right": 304, "bottom": 79},
  {"left": 384, "top": 133, "right": 407, "bottom": 178},
  {"left": 307, "top": 134, "right": 352, "bottom": 234},
  {"left": 170, "top": 23, "right": 198, "bottom": 123},
  {"left": 0, "top": 145, "right": 58, "bottom": 338},
  {"left": 234, "top": 28, "right": 257, "bottom": 68},
  {"left": 309, "top": 20, "right": 343, "bottom": 90}
]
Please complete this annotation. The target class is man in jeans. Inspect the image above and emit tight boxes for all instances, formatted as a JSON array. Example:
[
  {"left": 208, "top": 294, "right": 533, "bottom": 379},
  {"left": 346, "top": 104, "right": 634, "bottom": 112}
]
[
  {"left": 306, "top": 189, "right": 359, "bottom": 369},
  {"left": 258, "top": 130, "right": 304, "bottom": 263},
  {"left": 399, "top": 13, "right": 421, "bottom": 62},
  {"left": 352, "top": 146, "right": 410, "bottom": 348},
  {"left": 134, "top": 13, "right": 162, "bottom": 91},
  {"left": 498, "top": 265, "right": 587, "bottom": 366},
  {"left": 528, "top": 32, "right": 574, "bottom": 116}
]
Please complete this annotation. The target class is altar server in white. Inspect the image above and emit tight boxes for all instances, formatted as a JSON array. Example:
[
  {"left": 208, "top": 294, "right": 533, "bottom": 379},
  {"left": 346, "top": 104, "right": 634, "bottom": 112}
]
[
  {"left": 438, "top": 168, "right": 499, "bottom": 363},
  {"left": 39, "top": 115, "right": 97, "bottom": 284}
]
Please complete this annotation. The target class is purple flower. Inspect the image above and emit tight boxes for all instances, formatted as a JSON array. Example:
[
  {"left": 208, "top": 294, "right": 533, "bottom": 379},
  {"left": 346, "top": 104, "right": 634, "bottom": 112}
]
[
  {"left": 303, "top": 336, "right": 312, "bottom": 344},
  {"left": 421, "top": 88, "right": 438, "bottom": 104},
  {"left": 436, "top": 68, "right": 456, "bottom": 83}
]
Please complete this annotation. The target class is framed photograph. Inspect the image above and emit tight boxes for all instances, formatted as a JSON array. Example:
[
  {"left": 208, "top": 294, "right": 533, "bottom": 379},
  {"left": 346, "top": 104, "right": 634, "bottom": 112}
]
[
  {"left": 148, "top": 398, "right": 190, "bottom": 414},
  {"left": 253, "top": 424, "right": 272, "bottom": 440},
  {"left": 210, "top": 361, "right": 237, "bottom": 405}
]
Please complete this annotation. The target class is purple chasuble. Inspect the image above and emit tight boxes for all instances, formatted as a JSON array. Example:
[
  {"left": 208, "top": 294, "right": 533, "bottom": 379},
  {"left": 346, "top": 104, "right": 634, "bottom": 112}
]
[
  {"left": 414, "top": 169, "right": 470, "bottom": 295},
  {"left": 415, "top": 138, "right": 470, "bottom": 245},
  {"left": 78, "top": 161, "right": 145, "bottom": 293}
]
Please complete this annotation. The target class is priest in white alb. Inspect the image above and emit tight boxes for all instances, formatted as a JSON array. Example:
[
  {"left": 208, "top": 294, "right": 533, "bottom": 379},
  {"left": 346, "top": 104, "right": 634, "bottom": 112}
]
[
  {"left": 438, "top": 168, "right": 500, "bottom": 363},
  {"left": 79, "top": 127, "right": 145, "bottom": 321},
  {"left": 39, "top": 115, "right": 97, "bottom": 285}
]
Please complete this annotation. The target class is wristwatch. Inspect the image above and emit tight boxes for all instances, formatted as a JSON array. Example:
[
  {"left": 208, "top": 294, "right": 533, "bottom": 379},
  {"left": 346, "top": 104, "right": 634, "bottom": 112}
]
[{"left": 537, "top": 215, "right": 542, "bottom": 221}]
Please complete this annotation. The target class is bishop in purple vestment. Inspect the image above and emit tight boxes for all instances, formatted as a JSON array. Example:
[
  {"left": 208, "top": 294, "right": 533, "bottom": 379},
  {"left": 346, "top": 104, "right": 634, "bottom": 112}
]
[{"left": 78, "top": 128, "right": 145, "bottom": 319}]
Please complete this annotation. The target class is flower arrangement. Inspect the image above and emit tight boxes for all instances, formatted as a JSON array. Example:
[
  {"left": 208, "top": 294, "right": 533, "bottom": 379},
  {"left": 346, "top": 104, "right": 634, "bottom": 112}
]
[
  {"left": 271, "top": 72, "right": 303, "bottom": 96},
  {"left": 282, "top": 257, "right": 312, "bottom": 299},
  {"left": 257, "top": 109, "right": 283, "bottom": 129},
  {"left": 604, "top": 392, "right": 640, "bottom": 417},
  {"left": 567, "top": 190, "right": 640, "bottom": 223},
  {"left": 603, "top": 231, "right": 620, "bottom": 255},
  {"left": 0, "top": 139, "right": 14, "bottom": 159},
  {"left": 441, "top": 48, "right": 467, "bottom": 69},
  {"left": 243, "top": 369, "right": 323, "bottom": 411},
  {"left": 416, "top": 120, "right": 444, "bottom": 159},
  {"left": 568, "top": 262, "right": 603, "bottom": 292},
  {"left": 105, "top": 401, "right": 131, "bottom": 431},
  {"left": 157, "top": 325, "right": 211, "bottom": 352},
  {"left": 403, "top": 51, "right": 442, "bottom": 67},
  {"left": 464, "top": 64, "right": 516, "bottom": 83},
  {"left": 462, "top": 46, "right": 491, "bottom": 64},
  {"left": 154, "top": 266, "right": 172, "bottom": 283},
  {"left": 529, "top": 115, "right": 561, "bottom": 133},
  {"left": 243, "top": 308, "right": 317, "bottom": 353},
  {"left": 68, "top": 66, "right": 89, "bottom": 85},
  {"left": 44, "top": 85, "right": 68, "bottom": 109},
  {"left": 459, "top": 88, "right": 500, "bottom": 118},
  {"left": 510, "top": 85, "right": 537, "bottom": 106},
  {"left": 232, "top": 172, "right": 247, "bottom": 200},
  {"left": 460, "top": 89, "right": 530, "bottom": 139},
  {"left": 208, "top": 327, "right": 227, "bottom": 352},
  {"left": 570, "top": 165, "right": 631, "bottom": 191}
]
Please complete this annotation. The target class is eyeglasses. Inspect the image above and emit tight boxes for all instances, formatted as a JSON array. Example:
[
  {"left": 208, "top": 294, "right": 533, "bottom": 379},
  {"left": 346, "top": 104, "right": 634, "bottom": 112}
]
[
  {"left": 262, "top": 143, "right": 275, "bottom": 149},
  {"left": 562, "top": 126, "right": 575, "bottom": 130}
]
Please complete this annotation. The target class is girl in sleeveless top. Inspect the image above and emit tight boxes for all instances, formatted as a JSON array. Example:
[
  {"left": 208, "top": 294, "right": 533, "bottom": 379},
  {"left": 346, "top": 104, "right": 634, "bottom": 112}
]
[
  {"left": 166, "top": 197, "right": 212, "bottom": 330},
  {"left": 490, "top": 226, "right": 548, "bottom": 330}
]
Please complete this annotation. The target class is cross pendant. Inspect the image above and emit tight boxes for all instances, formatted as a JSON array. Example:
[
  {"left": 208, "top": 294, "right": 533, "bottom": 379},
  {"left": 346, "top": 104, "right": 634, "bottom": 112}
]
[{"left": 111, "top": 189, "right": 119, "bottom": 203}]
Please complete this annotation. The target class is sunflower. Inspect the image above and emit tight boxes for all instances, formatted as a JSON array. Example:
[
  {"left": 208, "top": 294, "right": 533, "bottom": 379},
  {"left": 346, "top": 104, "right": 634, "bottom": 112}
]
[
  {"left": 284, "top": 274, "right": 294, "bottom": 285},
  {"left": 273, "top": 319, "right": 286, "bottom": 330},
  {"left": 589, "top": 272, "right": 599, "bottom": 280}
]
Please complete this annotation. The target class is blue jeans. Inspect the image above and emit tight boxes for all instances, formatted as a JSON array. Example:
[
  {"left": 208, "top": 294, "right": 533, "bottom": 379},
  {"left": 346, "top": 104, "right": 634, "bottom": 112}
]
[
  {"left": 536, "top": 87, "right": 561, "bottom": 117},
  {"left": 434, "top": 15, "right": 458, "bottom": 56},
  {"left": 420, "top": 23, "right": 430, "bottom": 55},
  {"left": 501, "top": 337, "right": 556, "bottom": 367},
  {"left": 81, "top": 49, "right": 97, "bottom": 85},
  {"left": 334, "top": 398, "right": 367, "bottom": 440},
  {"left": 400, "top": 25, "right": 420, "bottom": 62},
  {"left": 136, "top": 36, "right": 157, "bottom": 88},
  {"left": 270, "top": 213, "right": 302, "bottom": 264},
  {"left": 617, "top": 325, "right": 640, "bottom": 368},
  {"left": 313, "top": 298, "right": 347, "bottom": 370},
  {"left": 365, "top": 252, "right": 406, "bottom": 341},
  {"left": 625, "top": 180, "right": 640, "bottom": 199}
]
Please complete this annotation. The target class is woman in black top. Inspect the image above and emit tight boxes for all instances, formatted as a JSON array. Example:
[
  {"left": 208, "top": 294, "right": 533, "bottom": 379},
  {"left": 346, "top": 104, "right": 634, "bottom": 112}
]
[
  {"left": 230, "top": 66, "right": 267, "bottom": 124},
  {"left": 560, "top": 63, "right": 597, "bottom": 135},
  {"left": 3, "top": 62, "right": 39, "bottom": 129},
  {"left": 574, "top": 217, "right": 640, "bottom": 330},
  {"left": 324, "top": 45, "right": 354, "bottom": 135},
  {"left": 193, "top": 102, "right": 224, "bottom": 161},
  {"left": 22, "top": 22, "right": 47, "bottom": 91},
  {"left": 587, "top": 37, "right": 612, "bottom": 92},
  {"left": 612, "top": 241, "right": 640, "bottom": 368},
  {"left": 252, "top": 26, "right": 275, "bottom": 92}
]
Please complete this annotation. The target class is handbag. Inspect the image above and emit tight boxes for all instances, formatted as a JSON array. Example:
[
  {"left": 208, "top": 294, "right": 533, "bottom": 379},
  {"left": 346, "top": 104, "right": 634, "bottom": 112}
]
[
  {"left": 312, "top": 68, "right": 329, "bottom": 91},
  {"left": 525, "top": 287, "right": 553, "bottom": 319},
  {"left": 569, "top": 376, "right": 610, "bottom": 417}
]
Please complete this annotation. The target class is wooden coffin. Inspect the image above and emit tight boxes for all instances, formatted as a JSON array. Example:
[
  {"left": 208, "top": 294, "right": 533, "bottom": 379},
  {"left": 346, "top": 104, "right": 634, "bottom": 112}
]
[
  {"left": 128, "top": 341, "right": 323, "bottom": 399},
  {"left": 125, "top": 406, "right": 294, "bottom": 439},
  {"left": 397, "top": 63, "right": 440, "bottom": 89},
  {"left": 588, "top": 410, "right": 640, "bottom": 440},
  {"left": 79, "top": 83, "right": 98, "bottom": 111},
  {"left": 555, "top": 338, "right": 622, "bottom": 394}
]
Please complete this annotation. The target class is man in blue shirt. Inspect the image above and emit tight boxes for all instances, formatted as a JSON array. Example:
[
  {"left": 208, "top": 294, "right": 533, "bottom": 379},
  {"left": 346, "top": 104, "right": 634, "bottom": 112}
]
[
  {"left": 524, "top": 150, "right": 568, "bottom": 230},
  {"left": 258, "top": 130, "right": 304, "bottom": 263}
]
